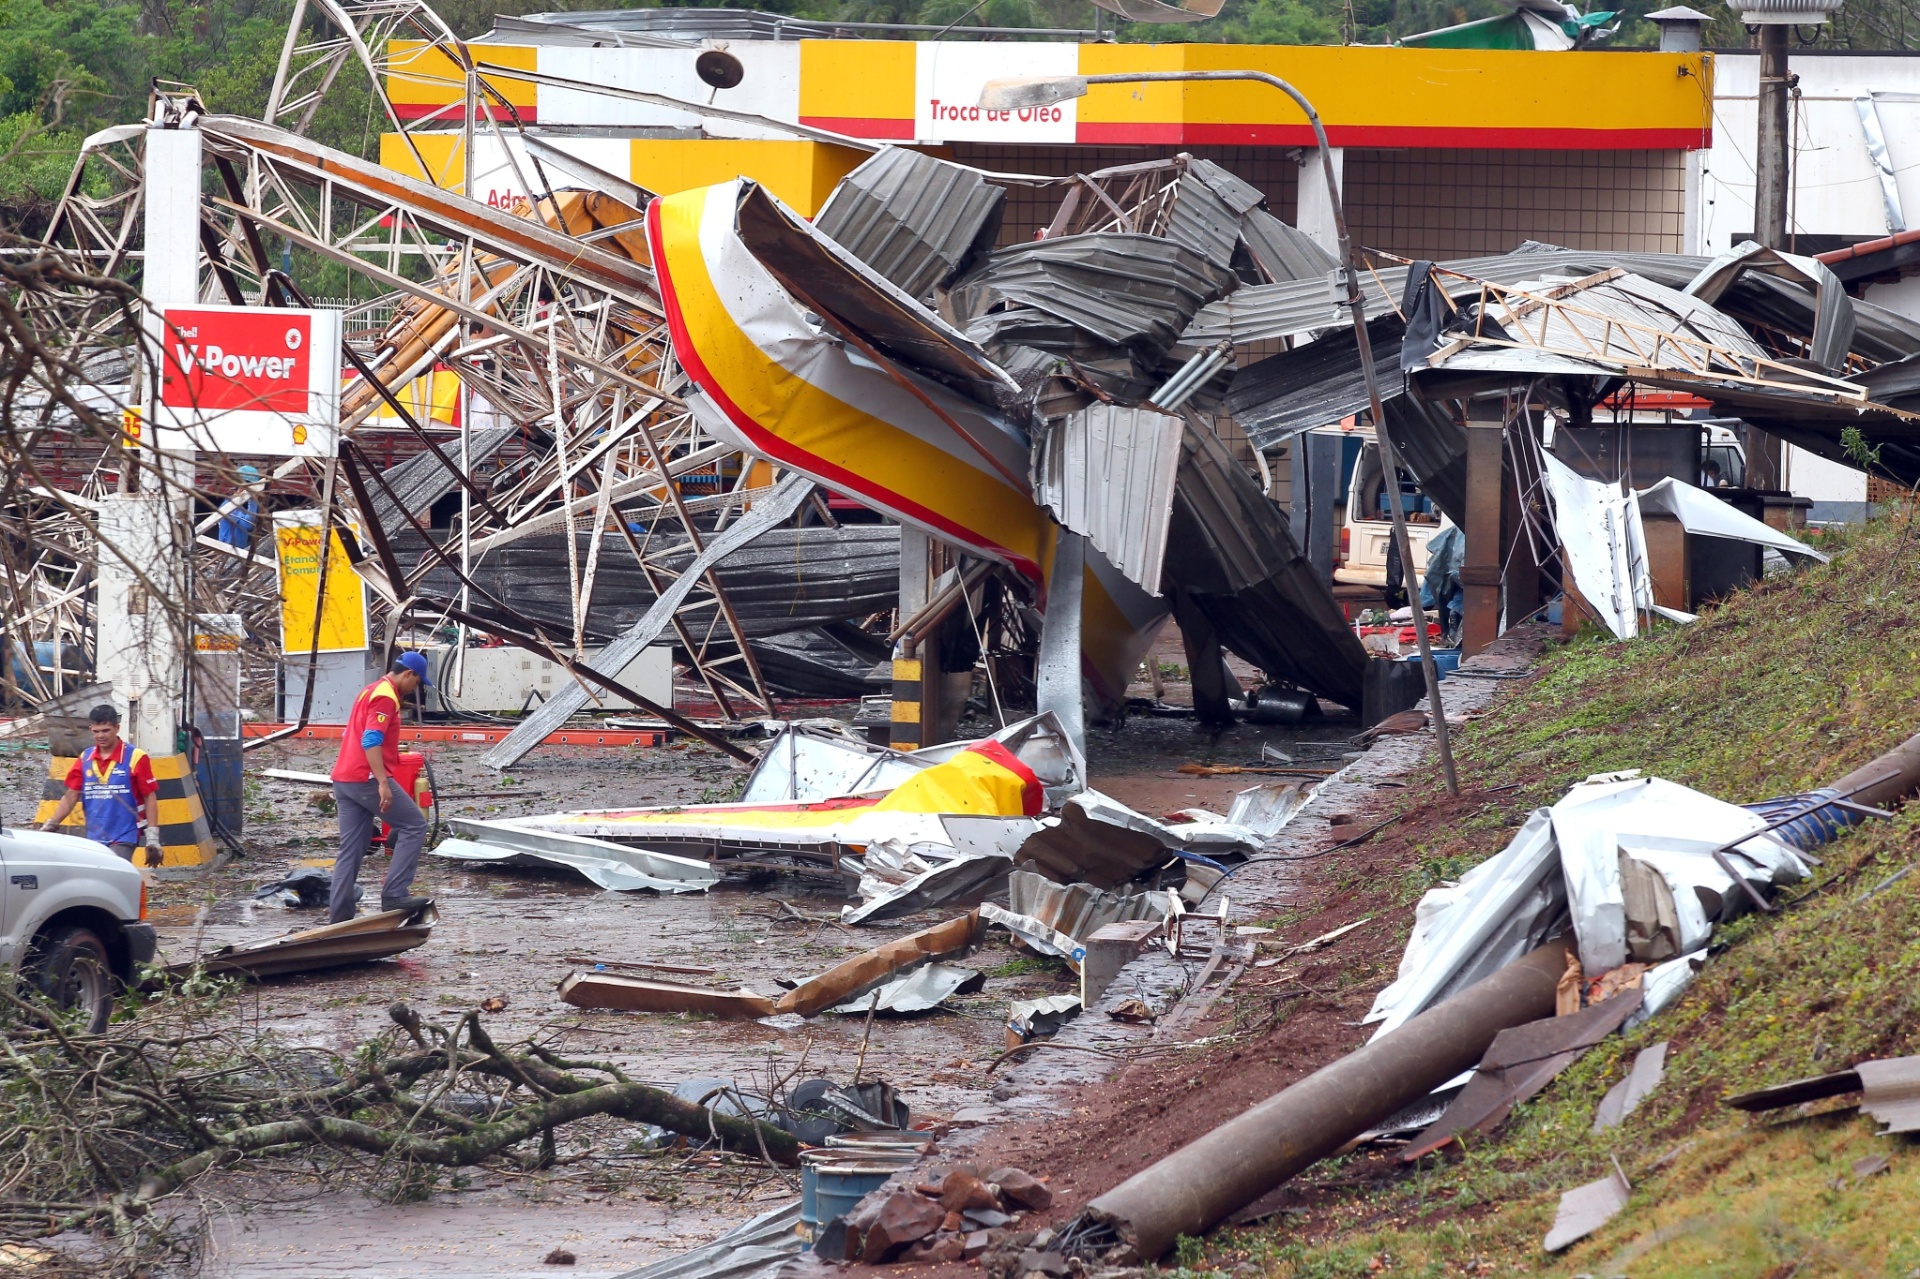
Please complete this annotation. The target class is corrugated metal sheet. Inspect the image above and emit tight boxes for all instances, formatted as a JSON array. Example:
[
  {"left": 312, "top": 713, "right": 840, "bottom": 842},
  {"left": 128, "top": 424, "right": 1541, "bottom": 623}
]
[
  {"left": 1034, "top": 403, "right": 1184, "bottom": 596},
  {"left": 1224, "top": 315, "right": 1406, "bottom": 450},
  {"left": 613, "top": 1201, "right": 804, "bottom": 1279},
  {"left": 813, "top": 147, "right": 1005, "bottom": 302},
  {"left": 1164, "top": 422, "right": 1370, "bottom": 708},
  {"left": 1180, "top": 272, "right": 1363, "bottom": 349},
  {"left": 1240, "top": 208, "right": 1339, "bottom": 283},
  {"left": 950, "top": 232, "right": 1237, "bottom": 360},
  {"left": 734, "top": 181, "right": 1019, "bottom": 411},
  {"left": 368, "top": 424, "right": 519, "bottom": 530},
  {"left": 1164, "top": 173, "right": 1241, "bottom": 271},
  {"left": 1184, "top": 157, "right": 1265, "bottom": 215},
  {"left": 1006, "top": 870, "right": 1167, "bottom": 943},
  {"left": 1180, "top": 239, "right": 1916, "bottom": 351},
  {"left": 399, "top": 524, "right": 900, "bottom": 644}
]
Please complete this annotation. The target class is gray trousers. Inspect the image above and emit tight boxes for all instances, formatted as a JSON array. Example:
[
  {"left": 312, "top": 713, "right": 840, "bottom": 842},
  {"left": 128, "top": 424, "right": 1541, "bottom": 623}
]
[{"left": 331, "top": 780, "right": 427, "bottom": 923}]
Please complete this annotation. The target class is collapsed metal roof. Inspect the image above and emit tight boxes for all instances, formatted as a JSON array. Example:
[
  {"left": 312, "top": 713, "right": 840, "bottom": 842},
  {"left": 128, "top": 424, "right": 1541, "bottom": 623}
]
[
  {"left": 1163, "top": 422, "right": 1370, "bottom": 708},
  {"left": 1224, "top": 315, "right": 1407, "bottom": 451},
  {"left": 950, "top": 233, "right": 1238, "bottom": 362},
  {"left": 812, "top": 148, "right": 1005, "bottom": 303},
  {"left": 1032, "top": 403, "right": 1185, "bottom": 597}
]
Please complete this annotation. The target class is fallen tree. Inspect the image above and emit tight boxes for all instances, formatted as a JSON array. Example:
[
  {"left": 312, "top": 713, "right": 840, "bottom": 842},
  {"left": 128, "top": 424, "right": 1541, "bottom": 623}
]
[{"left": 0, "top": 987, "right": 799, "bottom": 1276}]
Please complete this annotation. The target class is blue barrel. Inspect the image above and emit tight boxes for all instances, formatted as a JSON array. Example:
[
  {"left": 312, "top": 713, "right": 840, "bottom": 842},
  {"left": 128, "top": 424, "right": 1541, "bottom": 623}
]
[{"left": 803, "top": 1157, "right": 915, "bottom": 1236}]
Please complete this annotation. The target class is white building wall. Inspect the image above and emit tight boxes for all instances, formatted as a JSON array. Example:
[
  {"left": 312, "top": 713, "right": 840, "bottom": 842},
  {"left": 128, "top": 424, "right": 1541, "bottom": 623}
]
[
  {"left": 1700, "top": 52, "right": 1920, "bottom": 257},
  {"left": 1700, "top": 52, "right": 1916, "bottom": 519}
]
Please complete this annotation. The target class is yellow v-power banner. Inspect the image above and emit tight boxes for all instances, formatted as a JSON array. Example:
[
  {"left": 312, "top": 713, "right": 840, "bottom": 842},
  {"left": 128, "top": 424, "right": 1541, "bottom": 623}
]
[{"left": 274, "top": 511, "right": 370, "bottom": 654}]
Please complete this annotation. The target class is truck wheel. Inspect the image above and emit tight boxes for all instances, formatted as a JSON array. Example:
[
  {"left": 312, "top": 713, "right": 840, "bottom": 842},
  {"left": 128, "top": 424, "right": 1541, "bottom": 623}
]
[{"left": 28, "top": 925, "right": 115, "bottom": 1034}]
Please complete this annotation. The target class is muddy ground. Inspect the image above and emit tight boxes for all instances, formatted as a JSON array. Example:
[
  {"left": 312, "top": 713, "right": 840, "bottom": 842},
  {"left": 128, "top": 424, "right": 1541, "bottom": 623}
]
[{"left": 0, "top": 650, "right": 1375, "bottom": 1278}]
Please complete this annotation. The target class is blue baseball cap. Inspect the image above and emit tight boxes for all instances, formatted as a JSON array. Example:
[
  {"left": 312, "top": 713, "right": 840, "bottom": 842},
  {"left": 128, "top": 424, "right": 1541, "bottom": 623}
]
[{"left": 394, "top": 651, "right": 432, "bottom": 686}]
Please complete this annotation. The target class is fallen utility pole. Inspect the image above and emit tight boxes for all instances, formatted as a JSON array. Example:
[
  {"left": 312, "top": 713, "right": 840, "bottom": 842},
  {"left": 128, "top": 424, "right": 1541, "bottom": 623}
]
[
  {"left": 1079, "top": 724, "right": 1920, "bottom": 1260},
  {"left": 1083, "top": 938, "right": 1572, "bottom": 1259}
]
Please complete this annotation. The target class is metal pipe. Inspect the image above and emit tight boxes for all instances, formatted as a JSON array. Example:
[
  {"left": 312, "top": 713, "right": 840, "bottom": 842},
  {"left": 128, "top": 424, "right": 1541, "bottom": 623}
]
[{"left": 1085, "top": 938, "right": 1572, "bottom": 1261}]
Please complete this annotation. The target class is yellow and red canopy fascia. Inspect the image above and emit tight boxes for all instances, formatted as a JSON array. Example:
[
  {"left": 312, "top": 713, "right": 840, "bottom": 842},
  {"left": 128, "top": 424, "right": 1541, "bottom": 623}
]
[{"left": 646, "top": 179, "right": 1167, "bottom": 702}]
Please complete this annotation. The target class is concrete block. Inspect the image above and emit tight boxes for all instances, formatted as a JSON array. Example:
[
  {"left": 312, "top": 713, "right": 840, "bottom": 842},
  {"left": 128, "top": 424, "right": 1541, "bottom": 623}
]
[{"left": 1081, "top": 917, "right": 1166, "bottom": 1008}]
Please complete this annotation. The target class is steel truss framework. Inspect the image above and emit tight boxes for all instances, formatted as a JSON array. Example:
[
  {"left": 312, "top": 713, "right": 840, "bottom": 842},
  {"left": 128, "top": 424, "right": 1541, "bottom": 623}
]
[{"left": 13, "top": 4, "right": 803, "bottom": 742}]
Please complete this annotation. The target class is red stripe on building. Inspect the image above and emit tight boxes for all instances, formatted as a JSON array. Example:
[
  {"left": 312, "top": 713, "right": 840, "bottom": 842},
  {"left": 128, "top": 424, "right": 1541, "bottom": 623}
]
[
  {"left": 393, "top": 102, "right": 536, "bottom": 123},
  {"left": 1076, "top": 122, "right": 1711, "bottom": 150},
  {"left": 796, "top": 115, "right": 916, "bottom": 140}
]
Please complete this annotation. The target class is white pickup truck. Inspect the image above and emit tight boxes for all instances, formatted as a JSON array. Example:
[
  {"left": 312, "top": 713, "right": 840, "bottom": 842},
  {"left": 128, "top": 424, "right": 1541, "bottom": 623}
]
[{"left": 1, "top": 827, "right": 156, "bottom": 1031}]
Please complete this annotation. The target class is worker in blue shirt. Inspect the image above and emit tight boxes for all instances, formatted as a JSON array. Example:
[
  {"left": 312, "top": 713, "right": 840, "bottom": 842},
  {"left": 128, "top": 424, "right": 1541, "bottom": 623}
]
[{"left": 42, "top": 705, "right": 163, "bottom": 864}]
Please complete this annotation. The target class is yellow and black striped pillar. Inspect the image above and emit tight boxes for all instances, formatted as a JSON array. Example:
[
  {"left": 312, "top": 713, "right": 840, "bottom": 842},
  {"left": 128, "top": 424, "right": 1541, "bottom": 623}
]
[
  {"left": 36, "top": 753, "right": 218, "bottom": 869},
  {"left": 888, "top": 657, "right": 923, "bottom": 751}
]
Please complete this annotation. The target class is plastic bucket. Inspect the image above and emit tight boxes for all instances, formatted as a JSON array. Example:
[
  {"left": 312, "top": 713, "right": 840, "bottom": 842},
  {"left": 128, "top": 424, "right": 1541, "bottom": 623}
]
[{"left": 1403, "top": 649, "right": 1461, "bottom": 680}]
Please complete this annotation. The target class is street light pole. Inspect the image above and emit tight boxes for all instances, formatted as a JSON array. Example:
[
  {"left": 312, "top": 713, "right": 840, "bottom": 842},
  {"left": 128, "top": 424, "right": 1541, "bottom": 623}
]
[{"left": 981, "top": 69, "right": 1459, "bottom": 794}]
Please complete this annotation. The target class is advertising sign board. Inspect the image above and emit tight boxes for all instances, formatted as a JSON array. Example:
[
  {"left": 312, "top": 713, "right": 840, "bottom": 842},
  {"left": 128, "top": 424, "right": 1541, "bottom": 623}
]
[{"left": 149, "top": 304, "right": 342, "bottom": 456}]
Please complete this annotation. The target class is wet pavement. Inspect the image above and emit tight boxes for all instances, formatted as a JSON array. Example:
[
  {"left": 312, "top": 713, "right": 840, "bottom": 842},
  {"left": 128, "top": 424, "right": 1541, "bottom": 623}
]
[{"left": 0, "top": 698, "right": 1366, "bottom": 1277}]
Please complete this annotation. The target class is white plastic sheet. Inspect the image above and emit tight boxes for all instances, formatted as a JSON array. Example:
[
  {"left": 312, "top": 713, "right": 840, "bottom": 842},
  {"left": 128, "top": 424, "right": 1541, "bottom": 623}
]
[
  {"left": 1635, "top": 476, "right": 1828, "bottom": 565},
  {"left": 1542, "top": 452, "right": 1644, "bottom": 640},
  {"left": 1365, "top": 809, "right": 1565, "bottom": 1036},
  {"left": 1369, "top": 774, "right": 1809, "bottom": 1036}
]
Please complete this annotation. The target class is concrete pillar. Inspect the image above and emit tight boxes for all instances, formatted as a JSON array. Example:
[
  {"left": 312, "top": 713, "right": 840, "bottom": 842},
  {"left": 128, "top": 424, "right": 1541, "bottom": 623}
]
[
  {"left": 1754, "top": 25, "right": 1790, "bottom": 250},
  {"left": 1460, "top": 422, "right": 1505, "bottom": 658},
  {"left": 105, "top": 122, "right": 201, "bottom": 758},
  {"left": 1296, "top": 147, "right": 1346, "bottom": 258},
  {"left": 890, "top": 526, "right": 932, "bottom": 750},
  {"left": 1035, "top": 527, "right": 1086, "bottom": 761}
]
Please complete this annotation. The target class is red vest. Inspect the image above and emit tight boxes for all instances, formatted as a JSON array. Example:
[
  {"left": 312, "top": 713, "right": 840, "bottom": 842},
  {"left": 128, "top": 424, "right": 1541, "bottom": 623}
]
[{"left": 331, "top": 676, "right": 401, "bottom": 782}]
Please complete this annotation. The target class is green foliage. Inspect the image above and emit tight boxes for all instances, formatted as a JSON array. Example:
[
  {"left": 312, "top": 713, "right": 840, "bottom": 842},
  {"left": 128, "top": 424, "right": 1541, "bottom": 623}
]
[
  {"left": 1227, "top": 507, "right": 1920, "bottom": 1274},
  {"left": 1841, "top": 424, "right": 1883, "bottom": 473},
  {"left": 0, "top": 112, "right": 81, "bottom": 204}
]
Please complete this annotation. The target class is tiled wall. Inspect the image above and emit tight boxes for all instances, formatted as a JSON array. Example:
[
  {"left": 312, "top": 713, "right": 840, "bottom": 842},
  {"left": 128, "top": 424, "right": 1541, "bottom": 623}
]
[
  {"left": 949, "top": 142, "right": 1687, "bottom": 259},
  {"left": 1343, "top": 148, "right": 1688, "bottom": 259},
  {"left": 949, "top": 144, "right": 1303, "bottom": 246}
]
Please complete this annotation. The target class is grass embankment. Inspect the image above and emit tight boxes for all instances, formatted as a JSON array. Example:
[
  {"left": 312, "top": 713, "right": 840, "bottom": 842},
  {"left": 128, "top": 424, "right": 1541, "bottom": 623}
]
[{"left": 1181, "top": 510, "right": 1920, "bottom": 1279}]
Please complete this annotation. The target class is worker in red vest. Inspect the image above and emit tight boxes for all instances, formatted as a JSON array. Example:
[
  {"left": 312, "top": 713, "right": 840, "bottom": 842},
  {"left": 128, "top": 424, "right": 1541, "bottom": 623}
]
[
  {"left": 42, "top": 704, "right": 162, "bottom": 864},
  {"left": 329, "top": 653, "right": 433, "bottom": 923}
]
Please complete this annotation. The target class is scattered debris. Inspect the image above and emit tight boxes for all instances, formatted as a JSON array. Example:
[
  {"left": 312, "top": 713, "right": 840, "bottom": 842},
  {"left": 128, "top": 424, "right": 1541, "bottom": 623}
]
[
  {"left": 1282, "top": 918, "right": 1372, "bottom": 957},
  {"left": 779, "top": 912, "right": 983, "bottom": 1017},
  {"left": 1401, "top": 989, "right": 1644, "bottom": 1160},
  {"left": 1724, "top": 1068, "right": 1867, "bottom": 1113},
  {"left": 825, "top": 964, "right": 985, "bottom": 1015},
  {"left": 251, "top": 865, "right": 334, "bottom": 909},
  {"left": 1007, "top": 995, "right": 1084, "bottom": 1049},
  {"left": 817, "top": 1162, "right": 1051, "bottom": 1264},
  {"left": 556, "top": 973, "right": 778, "bottom": 1020},
  {"left": 1857, "top": 1058, "right": 1920, "bottom": 1135},
  {"left": 168, "top": 906, "right": 436, "bottom": 980},
  {"left": 433, "top": 818, "right": 721, "bottom": 893},
  {"left": 1592, "top": 1041, "right": 1669, "bottom": 1133},
  {"left": 1543, "top": 1159, "right": 1631, "bottom": 1252},
  {"left": 1367, "top": 774, "right": 1817, "bottom": 1039},
  {"left": 619, "top": 1201, "right": 805, "bottom": 1279},
  {"left": 1853, "top": 1154, "right": 1891, "bottom": 1181}
]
